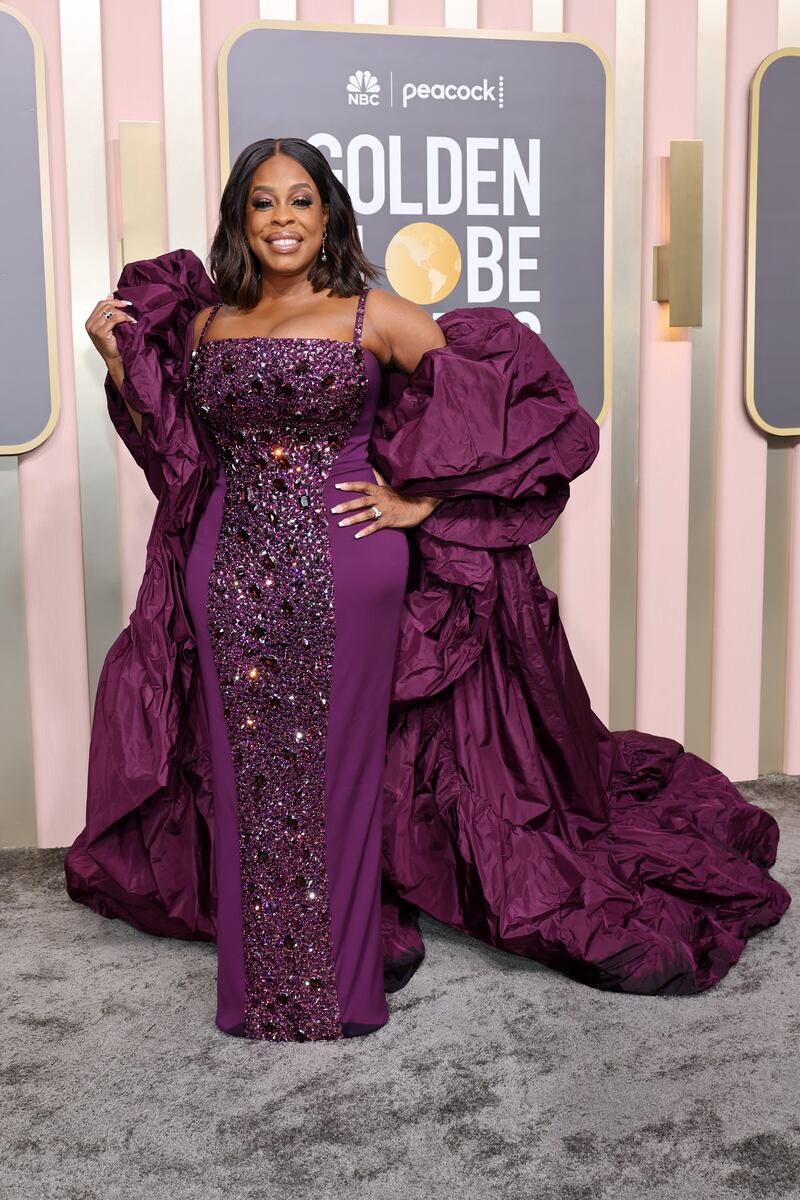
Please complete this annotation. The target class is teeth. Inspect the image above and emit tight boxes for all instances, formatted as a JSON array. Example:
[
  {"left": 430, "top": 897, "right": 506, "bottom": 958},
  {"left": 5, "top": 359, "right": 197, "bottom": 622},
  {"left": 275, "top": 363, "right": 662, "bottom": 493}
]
[{"left": 270, "top": 238, "right": 299, "bottom": 245}]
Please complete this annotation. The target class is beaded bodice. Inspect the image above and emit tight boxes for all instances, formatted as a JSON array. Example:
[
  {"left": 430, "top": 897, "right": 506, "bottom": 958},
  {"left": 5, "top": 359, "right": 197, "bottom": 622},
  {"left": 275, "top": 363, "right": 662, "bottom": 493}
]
[{"left": 186, "top": 290, "right": 371, "bottom": 475}]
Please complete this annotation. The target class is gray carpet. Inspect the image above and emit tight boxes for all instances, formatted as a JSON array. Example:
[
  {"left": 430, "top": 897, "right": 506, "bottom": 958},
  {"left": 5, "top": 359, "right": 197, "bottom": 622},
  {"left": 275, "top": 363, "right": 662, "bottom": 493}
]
[{"left": 2, "top": 773, "right": 798, "bottom": 1200}]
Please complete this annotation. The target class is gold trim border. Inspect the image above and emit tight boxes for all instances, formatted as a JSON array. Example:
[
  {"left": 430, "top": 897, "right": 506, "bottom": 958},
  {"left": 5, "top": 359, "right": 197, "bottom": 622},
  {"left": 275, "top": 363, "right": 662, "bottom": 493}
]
[
  {"left": 747, "top": 45, "right": 799, "bottom": 773},
  {"left": 745, "top": 46, "right": 800, "bottom": 437},
  {"left": 0, "top": 3, "right": 60, "bottom": 456}
]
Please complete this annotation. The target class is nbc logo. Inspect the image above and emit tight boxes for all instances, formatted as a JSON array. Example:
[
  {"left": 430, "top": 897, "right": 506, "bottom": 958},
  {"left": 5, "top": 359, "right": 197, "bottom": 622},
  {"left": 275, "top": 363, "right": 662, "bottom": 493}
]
[{"left": 347, "top": 70, "right": 381, "bottom": 106}]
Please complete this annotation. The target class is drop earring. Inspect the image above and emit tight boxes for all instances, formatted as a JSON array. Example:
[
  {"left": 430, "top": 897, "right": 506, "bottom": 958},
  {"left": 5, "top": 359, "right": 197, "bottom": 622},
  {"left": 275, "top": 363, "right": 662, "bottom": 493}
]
[{"left": 320, "top": 231, "right": 327, "bottom": 262}]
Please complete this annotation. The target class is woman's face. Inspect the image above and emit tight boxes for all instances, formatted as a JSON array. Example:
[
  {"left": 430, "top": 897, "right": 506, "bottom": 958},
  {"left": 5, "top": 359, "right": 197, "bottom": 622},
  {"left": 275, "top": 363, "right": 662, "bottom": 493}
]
[{"left": 245, "top": 152, "right": 329, "bottom": 282}]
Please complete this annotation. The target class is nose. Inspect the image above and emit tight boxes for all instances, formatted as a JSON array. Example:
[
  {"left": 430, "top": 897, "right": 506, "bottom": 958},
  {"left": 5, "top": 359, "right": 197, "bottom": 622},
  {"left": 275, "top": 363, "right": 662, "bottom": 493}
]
[{"left": 270, "top": 199, "right": 296, "bottom": 218}]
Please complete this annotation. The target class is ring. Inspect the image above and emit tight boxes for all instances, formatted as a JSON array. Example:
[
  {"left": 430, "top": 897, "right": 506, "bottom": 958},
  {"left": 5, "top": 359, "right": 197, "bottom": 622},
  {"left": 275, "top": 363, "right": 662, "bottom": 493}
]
[
  {"left": 103, "top": 310, "right": 113, "bottom": 319},
  {"left": 371, "top": 505, "right": 382, "bottom": 519}
]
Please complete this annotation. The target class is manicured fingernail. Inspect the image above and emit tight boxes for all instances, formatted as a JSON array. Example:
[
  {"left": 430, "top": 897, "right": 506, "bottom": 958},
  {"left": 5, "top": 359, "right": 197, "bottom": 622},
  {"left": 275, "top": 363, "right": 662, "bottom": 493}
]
[
  {"left": 120, "top": 299, "right": 133, "bottom": 305},
  {"left": 355, "top": 530, "right": 364, "bottom": 538},
  {"left": 130, "top": 317, "right": 138, "bottom": 323},
  {"left": 338, "top": 518, "right": 347, "bottom": 526},
  {"left": 334, "top": 483, "right": 346, "bottom": 489},
  {"left": 330, "top": 505, "right": 341, "bottom": 513}
]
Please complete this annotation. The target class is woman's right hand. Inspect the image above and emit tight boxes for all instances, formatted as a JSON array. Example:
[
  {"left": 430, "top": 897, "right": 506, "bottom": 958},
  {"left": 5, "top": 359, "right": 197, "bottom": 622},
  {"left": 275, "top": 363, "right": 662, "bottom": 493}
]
[
  {"left": 86, "top": 294, "right": 142, "bottom": 433},
  {"left": 85, "top": 293, "right": 137, "bottom": 370}
]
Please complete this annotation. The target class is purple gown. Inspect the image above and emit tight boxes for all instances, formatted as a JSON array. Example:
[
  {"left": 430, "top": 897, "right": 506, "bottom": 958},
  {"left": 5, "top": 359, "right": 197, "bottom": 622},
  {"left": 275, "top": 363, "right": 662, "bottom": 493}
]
[
  {"left": 183, "top": 293, "right": 408, "bottom": 1039},
  {"left": 63, "top": 249, "right": 791, "bottom": 1041}
]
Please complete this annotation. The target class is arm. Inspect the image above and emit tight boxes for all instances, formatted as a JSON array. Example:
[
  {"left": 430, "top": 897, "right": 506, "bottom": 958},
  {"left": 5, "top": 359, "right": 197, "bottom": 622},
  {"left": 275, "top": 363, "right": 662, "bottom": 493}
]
[
  {"left": 86, "top": 293, "right": 145, "bottom": 436},
  {"left": 368, "top": 289, "right": 449, "bottom": 521},
  {"left": 331, "top": 289, "right": 449, "bottom": 532},
  {"left": 108, "top": 304, "right": 212, "bottom": 438},
  {"left": 95, "top": 248, "right": 223, "bottom": 502},
  {"left": 106, "top": 358, "right": 142, "bottom": 435}
]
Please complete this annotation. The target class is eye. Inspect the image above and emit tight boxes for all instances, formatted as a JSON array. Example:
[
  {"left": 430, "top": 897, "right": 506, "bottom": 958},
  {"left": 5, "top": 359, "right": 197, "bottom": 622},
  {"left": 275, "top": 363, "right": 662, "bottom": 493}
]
[{"left": 253, "top": 195, "right": 313, "bottom": 209}]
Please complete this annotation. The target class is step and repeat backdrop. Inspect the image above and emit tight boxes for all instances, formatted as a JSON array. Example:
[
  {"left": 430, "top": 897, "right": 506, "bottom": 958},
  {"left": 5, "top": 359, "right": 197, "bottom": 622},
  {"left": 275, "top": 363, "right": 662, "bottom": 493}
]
[{"left": 219, "top": 22, "right": 609, "bottom": 422}]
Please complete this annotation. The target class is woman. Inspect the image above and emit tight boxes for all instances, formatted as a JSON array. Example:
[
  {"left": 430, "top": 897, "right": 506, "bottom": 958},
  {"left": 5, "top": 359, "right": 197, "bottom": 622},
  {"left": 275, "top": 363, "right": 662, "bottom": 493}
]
[{"left": 66, "top": 137, "right": 791, "bottom": 1043}]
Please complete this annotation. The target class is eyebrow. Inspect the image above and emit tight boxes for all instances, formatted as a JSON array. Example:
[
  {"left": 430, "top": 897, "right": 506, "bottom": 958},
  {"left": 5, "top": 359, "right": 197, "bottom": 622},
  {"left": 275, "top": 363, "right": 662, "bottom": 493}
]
[{"left": 251, "top": 183, "right": 312, "bottom": 194}]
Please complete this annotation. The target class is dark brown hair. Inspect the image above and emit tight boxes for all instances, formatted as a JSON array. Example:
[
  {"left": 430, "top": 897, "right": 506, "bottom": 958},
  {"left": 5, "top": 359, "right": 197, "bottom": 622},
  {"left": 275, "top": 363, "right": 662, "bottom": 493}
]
[{"left": 208, "top": 137, "right": 384, "bottom": 309}]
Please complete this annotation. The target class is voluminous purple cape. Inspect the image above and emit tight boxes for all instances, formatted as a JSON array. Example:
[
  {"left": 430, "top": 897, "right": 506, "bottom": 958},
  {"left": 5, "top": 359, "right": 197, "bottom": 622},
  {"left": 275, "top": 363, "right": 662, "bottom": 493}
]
[{"left": 65, "top": 248, "right": 791, "bottom": 997}]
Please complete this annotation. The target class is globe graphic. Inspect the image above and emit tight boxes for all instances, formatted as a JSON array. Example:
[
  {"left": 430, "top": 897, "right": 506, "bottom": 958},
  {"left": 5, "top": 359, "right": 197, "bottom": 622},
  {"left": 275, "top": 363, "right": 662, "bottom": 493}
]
[{"left": 384, "top": 222, "right": 462, "bottom": 305}]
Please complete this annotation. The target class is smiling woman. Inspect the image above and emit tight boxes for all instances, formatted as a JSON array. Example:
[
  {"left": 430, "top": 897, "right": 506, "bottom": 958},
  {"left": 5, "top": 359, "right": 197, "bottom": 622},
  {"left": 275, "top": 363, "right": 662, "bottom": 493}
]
[
  {"left": 180, "top": 141, "right": 452, "bottom": 1040},
  {"left": 183, "top": 283, "right": 409, "bottom": 1040},
  {"left": 208, "top": 138, "right": 381, "bottom": 314},
  {"left": 73, "top": 138, "right": 449, "bottom": 1043}
]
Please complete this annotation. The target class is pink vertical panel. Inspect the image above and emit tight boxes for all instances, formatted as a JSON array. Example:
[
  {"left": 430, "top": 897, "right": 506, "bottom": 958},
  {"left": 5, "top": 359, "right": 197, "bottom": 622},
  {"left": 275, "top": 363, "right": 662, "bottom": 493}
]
[
  {"left": 200, "top": 0, "right": 258, "bottom": 247},
  {"left": 101, "top": 0, "right": 165, "bottom": 623},
  {"left": 565, "top": 0, "right": 610, "bottom": 50},
  {"left": 786, "top": 452, "right": 800, "bottom": 772},
  {"left": 559, "top": 0, "right": 615, "bottom": 723},
  {"left": 634, "top": 0, "right": 697, "bottom": 741},
  {"left": 299, "top": 0, "right": 353, "bottom": 18},
  {"left": 711, "top": 2, "right": 777, "bottom": 778},
  {"left": 390, "top": 0, "right": 446, "bottom": 25},
  {"left": 479, "top": 0, "right": 531, "bottom": 29},
  {"left": 16, "top": 0, "right": 92, "bottom": 847}
]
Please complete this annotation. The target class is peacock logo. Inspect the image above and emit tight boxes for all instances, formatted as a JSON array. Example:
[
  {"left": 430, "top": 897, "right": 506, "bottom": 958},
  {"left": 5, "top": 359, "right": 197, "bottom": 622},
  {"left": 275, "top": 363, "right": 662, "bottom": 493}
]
[{"left": 347, "top": 70, "right": 381, "bottom": 106}]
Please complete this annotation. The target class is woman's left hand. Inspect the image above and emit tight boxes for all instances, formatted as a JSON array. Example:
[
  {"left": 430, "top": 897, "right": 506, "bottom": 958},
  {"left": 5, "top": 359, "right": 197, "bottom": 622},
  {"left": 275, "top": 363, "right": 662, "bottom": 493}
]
[{"left": 330, "top": 467, "right": 441, "bottom": 538}]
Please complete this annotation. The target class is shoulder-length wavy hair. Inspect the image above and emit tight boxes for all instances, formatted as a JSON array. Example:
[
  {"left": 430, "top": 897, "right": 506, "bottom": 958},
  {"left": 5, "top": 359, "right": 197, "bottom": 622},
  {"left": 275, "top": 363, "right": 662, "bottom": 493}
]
[{"left": 208, "top": 137, "right": 384, "bottom": 309}]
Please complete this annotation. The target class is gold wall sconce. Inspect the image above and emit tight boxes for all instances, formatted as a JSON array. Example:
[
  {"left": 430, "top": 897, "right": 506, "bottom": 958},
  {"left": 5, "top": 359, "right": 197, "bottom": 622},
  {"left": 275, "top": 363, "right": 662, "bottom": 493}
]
[
  {"left": 653, "top": 139, "right": 703, "bottom": 327},
  {"left": 118, "top": 121, "right": 165, "bottom": 270}
]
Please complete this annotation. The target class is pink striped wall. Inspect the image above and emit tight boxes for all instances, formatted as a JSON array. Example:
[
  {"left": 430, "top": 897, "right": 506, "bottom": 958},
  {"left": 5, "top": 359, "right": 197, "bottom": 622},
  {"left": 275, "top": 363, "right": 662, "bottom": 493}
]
[
  {"left": 788, "top": 451, "right": 800, "bottom": 774},
  {"left": 16, "top": 0, "right": 91, "bottom": 848},
  {"left": 5, "top": 0, "right": 799, "bottom": 849},
  {"left": 559, "top": 0, "right": 615, "bottom": 719},
  {"left": 102, "top": 0, "right": 168, "bottom": 622},
  {"left": 712, "top": 2, "right": 777, "bottom": 777},
  {"left": 636, "top": 0, "right": 697, "bottom": 741}
]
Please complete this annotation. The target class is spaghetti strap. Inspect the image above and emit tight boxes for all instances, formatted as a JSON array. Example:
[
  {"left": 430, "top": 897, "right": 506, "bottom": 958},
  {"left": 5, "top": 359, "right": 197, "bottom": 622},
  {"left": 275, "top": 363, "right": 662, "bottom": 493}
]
[
  {"left": 198, "top": 303, "right": 222, "bottom": 346},
  {"left": 353, "top": 287, "right": 369, "bottom": 346}
]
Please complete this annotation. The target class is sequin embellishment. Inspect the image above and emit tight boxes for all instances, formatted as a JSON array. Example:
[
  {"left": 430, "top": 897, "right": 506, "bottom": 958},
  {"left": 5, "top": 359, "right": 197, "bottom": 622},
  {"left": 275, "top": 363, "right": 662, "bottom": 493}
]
[{"left": 186, "top": 292, "right": 370, "bottom": 1041}]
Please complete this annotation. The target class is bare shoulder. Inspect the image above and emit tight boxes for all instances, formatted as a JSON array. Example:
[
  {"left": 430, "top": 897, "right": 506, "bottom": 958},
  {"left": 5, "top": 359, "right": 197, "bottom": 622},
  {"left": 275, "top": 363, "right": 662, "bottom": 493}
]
[
  {"left": 191, "top": 305, "right": 215, "bottom": 351},
  {"left": 364, "top": 287, "right": 447, "bottom": 373}
]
